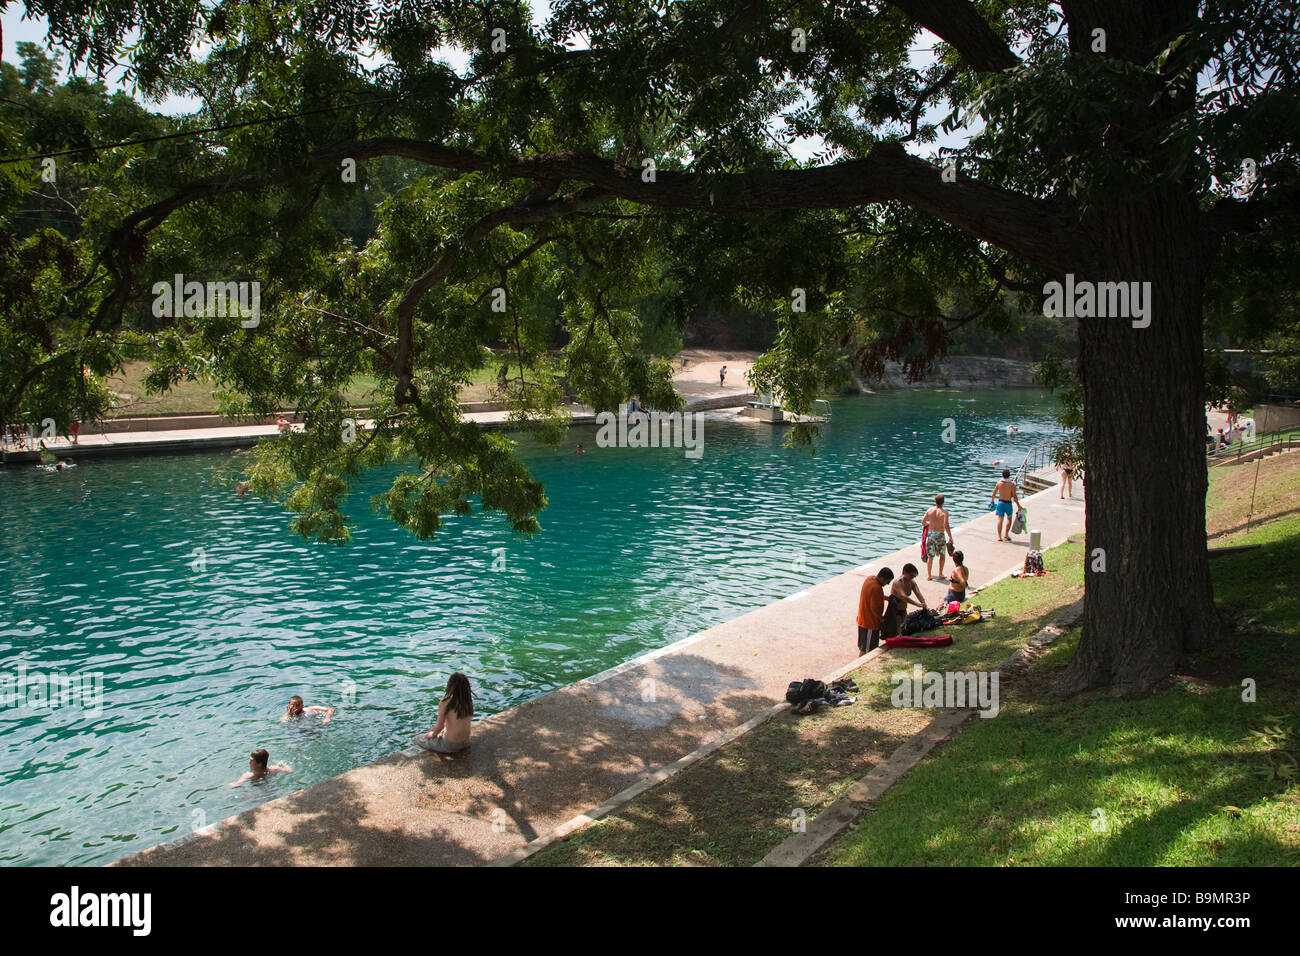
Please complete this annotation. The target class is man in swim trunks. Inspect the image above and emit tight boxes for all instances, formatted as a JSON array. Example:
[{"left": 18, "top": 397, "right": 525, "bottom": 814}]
[
  {"left": 991, "top": 468, "right": 1021, "bottom": 541},
  {"left": 856, "top": 567, "right": 894, "bottom": 654},
  {"left": 922, "top": 495, "right": 951, "bottom": 581}
]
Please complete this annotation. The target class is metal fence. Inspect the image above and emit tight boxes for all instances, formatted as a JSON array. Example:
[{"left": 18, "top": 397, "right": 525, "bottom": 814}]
[{"left": 1206, "top": 427, "right": 1300, "bottom": 466}]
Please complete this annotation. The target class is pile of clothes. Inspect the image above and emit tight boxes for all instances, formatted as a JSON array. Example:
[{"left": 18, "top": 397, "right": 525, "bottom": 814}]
[
  {"left": 936, "top": 602, "right": 995, "bottom": 625},
  {"left": 785, "top": 677, "right": 858, "bottom": 715},
  {"left": 1010, "top": 550, "right": 1048, "bottom": 577}
]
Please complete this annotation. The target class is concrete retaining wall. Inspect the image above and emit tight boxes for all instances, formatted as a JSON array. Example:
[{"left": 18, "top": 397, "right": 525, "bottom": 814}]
[{"left": 1256, "top": 403, "right": 1300, "bottom": 434}]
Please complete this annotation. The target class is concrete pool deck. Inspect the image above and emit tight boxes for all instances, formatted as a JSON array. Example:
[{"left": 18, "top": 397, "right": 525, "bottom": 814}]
[{"left": 115, "top": 478, "right": 1085, "bottom": 867}]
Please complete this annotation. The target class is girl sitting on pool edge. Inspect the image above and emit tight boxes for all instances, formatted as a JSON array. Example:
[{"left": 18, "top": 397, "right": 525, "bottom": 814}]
[{"left": 414, "top": 673, "right": 474, "bottom": 754}]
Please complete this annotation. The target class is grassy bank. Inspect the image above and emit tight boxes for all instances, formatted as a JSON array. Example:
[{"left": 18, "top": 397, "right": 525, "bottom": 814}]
[
  {"left": 824, "top": 453, "right": 1300, "bottom": 866},
  {"left": 104, "top": 362, "right": 501, "bottom": 417}
]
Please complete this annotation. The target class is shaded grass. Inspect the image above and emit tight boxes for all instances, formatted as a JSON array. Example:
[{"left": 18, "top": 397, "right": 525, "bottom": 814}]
[
  {"left": 524, "top": 543, "right": 1086, "bottom": 866},
  {"left": 104, "top": 361, "right": 497, "bottom": 417}
]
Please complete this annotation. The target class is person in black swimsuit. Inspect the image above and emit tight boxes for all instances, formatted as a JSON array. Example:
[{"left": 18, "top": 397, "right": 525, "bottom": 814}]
[
  {"left": 1059, "top": 458, "right": 1076, "bottom": 498},
  {"left": 945, "top": 551, "right": 969, "bottom": 604}
]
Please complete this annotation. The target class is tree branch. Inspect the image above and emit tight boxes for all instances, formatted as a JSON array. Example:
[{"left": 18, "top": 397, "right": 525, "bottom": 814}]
[
  {"left": 390, "top": 186, "right": 613, "bottom": 405},
  {"left": 884, "top": 0, "right": 1020, "bottom": 73}
]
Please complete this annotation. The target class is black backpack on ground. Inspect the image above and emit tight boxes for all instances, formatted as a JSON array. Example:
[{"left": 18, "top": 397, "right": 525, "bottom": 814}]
[
  {"left": 785, "top": 678, "right": 827, "bottom": 704},
  {"left": 902, "top": 608, "right": 942, "bottom": 636}
]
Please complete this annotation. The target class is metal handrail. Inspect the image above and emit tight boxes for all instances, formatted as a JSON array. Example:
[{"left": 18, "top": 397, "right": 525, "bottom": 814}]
[
  {"left": 1013, "top": 441, "right": 1057, "bottom": 488},
  {"left": 1206, "top": 427, "right": 1300, "bottom": 465}
]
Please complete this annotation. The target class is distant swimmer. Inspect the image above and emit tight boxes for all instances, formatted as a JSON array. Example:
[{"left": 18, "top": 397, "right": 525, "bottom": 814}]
[
  {"left": 230, "top": 749, "right": 290, "bottom": 787},
  {"left": 1006, "top": 425, "right": 1020, "bottom": 435},
  {"left": 281, "top": 695, "right": 334, "bottom": 724},
  {"left": 575, "top": 443, "right": 585, "bottom": 454}
]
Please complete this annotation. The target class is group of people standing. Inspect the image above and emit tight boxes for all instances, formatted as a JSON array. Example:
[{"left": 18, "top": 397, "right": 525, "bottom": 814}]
[
  {"left": 855, "top": 552, "right": 970, "bottom": 654},
  {"left": 855, "top": 467, "right": 1036, "bottom": 654}
]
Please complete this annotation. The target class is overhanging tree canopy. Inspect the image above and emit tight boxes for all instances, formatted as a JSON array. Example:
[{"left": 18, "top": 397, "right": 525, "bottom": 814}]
[{"left": 4, "top": 0, "right": 1299, "bottom": 697}]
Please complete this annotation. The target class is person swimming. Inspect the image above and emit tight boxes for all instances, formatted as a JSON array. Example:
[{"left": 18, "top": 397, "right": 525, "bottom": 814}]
[
  {"left": 230, "top": 749, "right": 291, "bottom": 787},
  {"left": 281, "top": 695, "right": 334, "bottom": 724}
]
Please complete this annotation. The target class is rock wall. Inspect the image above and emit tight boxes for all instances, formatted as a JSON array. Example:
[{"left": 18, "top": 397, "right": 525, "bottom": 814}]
[{"left": 860, "top": 355, "right": 1040, "bottom": 390}]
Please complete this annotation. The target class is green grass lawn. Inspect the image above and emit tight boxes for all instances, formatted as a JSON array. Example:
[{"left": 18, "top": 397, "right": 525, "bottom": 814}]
[{"left": 824, "top": 456, "right": 1300, "bottom": 866}]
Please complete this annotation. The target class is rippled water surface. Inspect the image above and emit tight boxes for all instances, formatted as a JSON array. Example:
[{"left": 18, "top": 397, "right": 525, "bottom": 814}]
[{"left": 0, "top": 389, "right": 1058, "bottom": 865}]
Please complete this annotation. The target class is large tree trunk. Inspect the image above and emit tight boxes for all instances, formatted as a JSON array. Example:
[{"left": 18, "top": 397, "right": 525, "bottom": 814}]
[{"left": 1056, "top": 190, "right": 1220, "bottom": 698}]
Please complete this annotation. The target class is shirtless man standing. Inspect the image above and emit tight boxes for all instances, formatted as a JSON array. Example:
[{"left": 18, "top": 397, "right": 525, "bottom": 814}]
[
  {"left": 991, "top": 468, "right": 1022, "bottom": 541},
  {"left": 923, "top": 495, "right": 952, "bottom": 581}
]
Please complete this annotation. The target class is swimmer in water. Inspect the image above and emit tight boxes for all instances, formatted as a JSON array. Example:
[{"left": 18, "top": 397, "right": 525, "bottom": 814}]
[
  {"left": 575, "top": 443, "right": 585, "bottom": 454},
  {"left": 281, "top": 695, "right": 334, "bottom": 724},
  {"left": 230, "top": 749, "right": 290, "bottom": 786}
]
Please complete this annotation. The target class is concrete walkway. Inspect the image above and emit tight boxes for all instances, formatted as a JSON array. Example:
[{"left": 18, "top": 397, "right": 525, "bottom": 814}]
[
  {"left": 3, "top": 365, "right": 758, "bottom": 463},
  {"left": 115, "top": 478, "right": 1085, "bottom": 867},
  {"left": 0, "top": 407, "right": 599, "bottom": 461}
]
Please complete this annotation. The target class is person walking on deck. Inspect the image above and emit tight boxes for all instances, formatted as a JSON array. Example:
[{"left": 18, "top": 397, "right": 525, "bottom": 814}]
[
  {"left": 991, "top": 469, "right": 1021, "bottom": 541},
  {"left": 922, "top": 495, "right": 951, "bottom": 581}
]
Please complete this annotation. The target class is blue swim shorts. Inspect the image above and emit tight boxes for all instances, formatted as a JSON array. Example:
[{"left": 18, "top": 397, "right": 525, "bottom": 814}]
[{"left": 995, "top": 500, "right": 1014, "bottom": 518}]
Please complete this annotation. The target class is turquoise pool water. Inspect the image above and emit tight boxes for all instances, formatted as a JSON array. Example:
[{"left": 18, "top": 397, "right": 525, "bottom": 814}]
[{"left": 0, "top": 389, "right": 1058, "bottom": 865}]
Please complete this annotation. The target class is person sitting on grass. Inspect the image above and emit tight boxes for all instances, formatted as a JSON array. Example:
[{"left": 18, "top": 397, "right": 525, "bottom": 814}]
[
  {"left": 414, "top": 672, "right": 474, "bottom": 754},
  {"left": 945, "top": 552, "right": 969, "bottom": 604},
  {"left": 281, "top": 695, "right": 334, "bottom": 724},
  {"left": 230, "top": 749, "right": 290, "bottom": 787}
]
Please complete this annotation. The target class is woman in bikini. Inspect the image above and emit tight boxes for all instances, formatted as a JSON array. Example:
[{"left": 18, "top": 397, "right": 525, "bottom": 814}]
[
  {"left": 945, "top": 551, "right": 969, "bottom": 605},
  {"left": 1059, "top": 458, "right": 1076, "bottom": 498}
]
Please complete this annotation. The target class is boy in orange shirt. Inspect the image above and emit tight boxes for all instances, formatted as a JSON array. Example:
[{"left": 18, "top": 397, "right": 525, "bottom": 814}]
[{"left": 857, "top": 567, "right": 895, "bottom": 654}]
